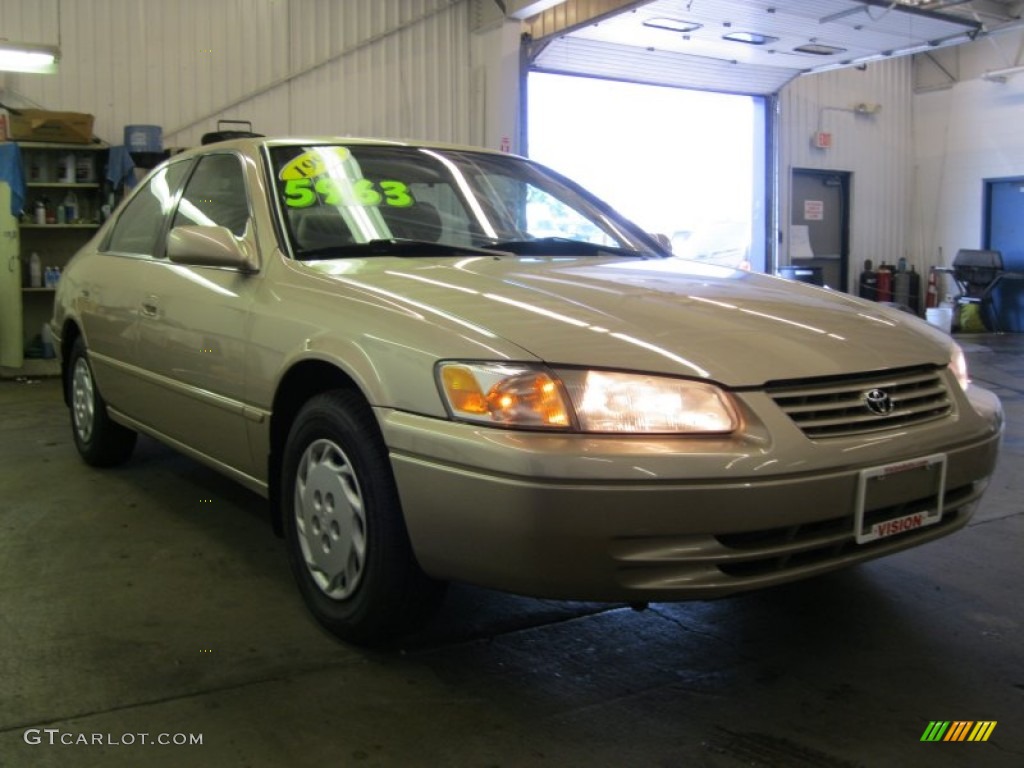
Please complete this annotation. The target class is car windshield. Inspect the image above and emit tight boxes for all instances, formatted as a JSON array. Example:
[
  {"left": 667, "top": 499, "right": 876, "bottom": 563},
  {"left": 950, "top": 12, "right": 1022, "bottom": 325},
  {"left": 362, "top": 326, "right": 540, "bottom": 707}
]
[{"left": 267, "top": 144, "right": 664, "bottom": 260}]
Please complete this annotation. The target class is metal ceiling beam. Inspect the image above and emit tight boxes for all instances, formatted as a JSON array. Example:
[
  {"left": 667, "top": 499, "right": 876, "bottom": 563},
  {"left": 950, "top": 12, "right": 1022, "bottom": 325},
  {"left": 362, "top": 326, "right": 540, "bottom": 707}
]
[{"left": 855, "top": 0, "right": 984, "bottom": 29}]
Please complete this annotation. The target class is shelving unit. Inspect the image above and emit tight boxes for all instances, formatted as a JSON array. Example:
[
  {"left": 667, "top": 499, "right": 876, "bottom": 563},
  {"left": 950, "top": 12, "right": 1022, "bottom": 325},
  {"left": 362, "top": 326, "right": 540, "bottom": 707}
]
[{"left": 1, "top": 140, "right": 109, "bottom": 377}]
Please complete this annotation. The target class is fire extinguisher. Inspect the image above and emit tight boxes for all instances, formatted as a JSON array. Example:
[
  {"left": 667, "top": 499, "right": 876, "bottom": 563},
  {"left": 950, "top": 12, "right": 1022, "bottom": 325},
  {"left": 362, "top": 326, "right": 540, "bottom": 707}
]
[
  {"left": 876, "top": 262, "right": 893, "bottom": 303},
  {"left": 925, "top": 268, "right": 939, "bottom": 309},
  {"left": 859, "top": 259, "right": 878, "bottom": 300},
  {"left": 908, "top": 265, "right": 921, "bottom": 314}
]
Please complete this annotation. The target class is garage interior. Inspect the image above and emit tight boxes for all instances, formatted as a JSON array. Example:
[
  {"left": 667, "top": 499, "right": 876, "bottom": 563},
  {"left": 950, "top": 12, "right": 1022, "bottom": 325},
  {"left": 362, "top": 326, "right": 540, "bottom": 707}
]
[{"left": 1, "top": 0, "right": 1022, "bottom": 765}]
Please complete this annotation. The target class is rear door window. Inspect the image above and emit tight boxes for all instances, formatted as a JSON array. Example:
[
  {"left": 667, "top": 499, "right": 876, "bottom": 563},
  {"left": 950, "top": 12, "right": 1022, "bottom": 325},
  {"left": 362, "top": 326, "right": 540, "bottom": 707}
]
[{"left": 105, "top": 161, "right": 191, "bottom": 256}]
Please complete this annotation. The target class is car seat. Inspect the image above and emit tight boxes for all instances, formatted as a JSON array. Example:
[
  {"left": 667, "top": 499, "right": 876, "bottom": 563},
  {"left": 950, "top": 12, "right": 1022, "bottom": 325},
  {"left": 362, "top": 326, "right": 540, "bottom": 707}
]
[
  {"left": 294, "top": 211, "right": 354, "bottom": 252},
  {"left": 382, "top": 202, "right": 443, "bottom": 243}
]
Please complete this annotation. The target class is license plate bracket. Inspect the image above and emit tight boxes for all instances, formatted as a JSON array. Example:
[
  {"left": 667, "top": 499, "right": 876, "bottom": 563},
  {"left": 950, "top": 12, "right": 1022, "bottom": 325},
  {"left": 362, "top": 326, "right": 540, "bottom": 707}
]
[{"left": 854, "top": 454, "right": 947, "bottom": 544}]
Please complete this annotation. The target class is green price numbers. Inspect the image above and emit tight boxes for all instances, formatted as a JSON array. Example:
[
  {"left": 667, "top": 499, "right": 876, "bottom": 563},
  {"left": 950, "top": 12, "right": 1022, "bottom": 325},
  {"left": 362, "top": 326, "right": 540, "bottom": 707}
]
[{"left": 283, "top": 177, "right": 414, "bottom": 209}]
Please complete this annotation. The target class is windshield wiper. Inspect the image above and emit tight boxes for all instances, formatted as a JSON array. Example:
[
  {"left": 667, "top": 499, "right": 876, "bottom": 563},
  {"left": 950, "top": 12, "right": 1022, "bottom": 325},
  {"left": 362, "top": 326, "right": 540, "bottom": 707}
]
[
  {"left": 482, "top": 236, "right": 646, "bottom": 257},
  {"left": 298, "top": 239, "right": 512, "bottom": 260}
]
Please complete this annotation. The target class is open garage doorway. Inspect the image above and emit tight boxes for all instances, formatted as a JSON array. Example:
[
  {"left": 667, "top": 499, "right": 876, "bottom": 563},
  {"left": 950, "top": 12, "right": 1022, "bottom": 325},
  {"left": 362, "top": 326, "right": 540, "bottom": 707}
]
[{"left": 526, "top": 72, "right": 769, "bottom": 273}]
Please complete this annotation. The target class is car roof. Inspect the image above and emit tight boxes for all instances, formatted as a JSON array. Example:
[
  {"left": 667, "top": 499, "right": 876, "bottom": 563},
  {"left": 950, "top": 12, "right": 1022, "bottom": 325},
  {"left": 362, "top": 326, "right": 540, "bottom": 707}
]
[{"left": 173, "top": 135, "right": 509, "bottom": 159}]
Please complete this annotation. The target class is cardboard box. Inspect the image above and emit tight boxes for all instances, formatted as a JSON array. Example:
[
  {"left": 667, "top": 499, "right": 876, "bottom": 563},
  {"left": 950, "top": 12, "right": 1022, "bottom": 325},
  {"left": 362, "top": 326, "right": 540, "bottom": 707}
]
[{"left": 7, "top": 109, "right": 94, "bottom": 144}]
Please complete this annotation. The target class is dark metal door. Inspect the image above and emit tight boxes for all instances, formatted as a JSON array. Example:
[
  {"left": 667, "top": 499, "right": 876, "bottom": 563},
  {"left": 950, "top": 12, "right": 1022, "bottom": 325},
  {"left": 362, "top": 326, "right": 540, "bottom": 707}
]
[{"left": 790, "top": 169, "right": 850, "bottom": 292}]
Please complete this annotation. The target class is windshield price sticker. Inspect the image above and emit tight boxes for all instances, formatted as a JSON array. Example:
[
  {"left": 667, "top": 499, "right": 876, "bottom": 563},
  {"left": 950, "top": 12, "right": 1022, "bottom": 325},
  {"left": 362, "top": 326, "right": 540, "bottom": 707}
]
[
  {"left": 853, "top": 453, "right": 947, "bottom": 544},
  {"left": 280, "top": 148, "right": 414, "bottom": 209},
  {"left": 279, "top": 147, "right": 352, "bottom": 180},
  {"left": 283, "top": 177, "right": 413, "bottom": 209}
]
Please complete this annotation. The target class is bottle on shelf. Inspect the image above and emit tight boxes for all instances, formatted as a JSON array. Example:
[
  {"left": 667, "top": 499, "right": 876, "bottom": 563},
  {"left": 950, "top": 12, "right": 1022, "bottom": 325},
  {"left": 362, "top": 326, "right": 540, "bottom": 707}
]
[
  {"left": 76, "top": 153, "right": 96, "bottom": 183},
  {"left": 63, "top": 191, "right": 79, "bottom": 223},
  {"left": 62, "top": 152, "right": 76, "bottom": 183},
  {"left": 34, "top": 199, "right": 46, "bottom": 225},
  {"left": 29, "top": 252, "right": 42, "bottom": 288}
]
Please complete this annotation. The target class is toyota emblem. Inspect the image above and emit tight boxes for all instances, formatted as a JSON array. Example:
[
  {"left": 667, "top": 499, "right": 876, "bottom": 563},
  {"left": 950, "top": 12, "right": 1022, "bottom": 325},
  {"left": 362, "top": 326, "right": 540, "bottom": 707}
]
[{"left": 864, "top": 388, "right": 894, "bottom": 415}]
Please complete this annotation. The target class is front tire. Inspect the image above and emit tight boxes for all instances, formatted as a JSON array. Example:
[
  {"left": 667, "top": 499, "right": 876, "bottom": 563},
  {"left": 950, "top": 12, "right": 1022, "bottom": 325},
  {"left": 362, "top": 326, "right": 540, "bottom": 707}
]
[
  {"left": 68, "top": 337, "right": 137, "bottom": 467},
  {"left": 282, "top": 391, "right": 445, "bottom": 645}
]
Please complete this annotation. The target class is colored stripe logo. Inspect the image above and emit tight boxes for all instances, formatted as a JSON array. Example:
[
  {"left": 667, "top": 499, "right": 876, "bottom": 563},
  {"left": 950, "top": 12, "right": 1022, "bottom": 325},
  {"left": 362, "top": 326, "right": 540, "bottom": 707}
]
[{"left": 921, "top": 721, "right": 997, "bottom": 742}]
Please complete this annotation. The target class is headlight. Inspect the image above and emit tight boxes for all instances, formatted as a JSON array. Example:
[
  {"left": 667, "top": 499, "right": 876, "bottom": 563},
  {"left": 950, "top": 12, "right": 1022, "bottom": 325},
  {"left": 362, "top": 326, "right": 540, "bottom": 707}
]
[
  {"left": 438, "top": 363, "right": 571, "bottom": 428},
  {"left": 436, "top": 362, "right": 739, "bottom": 434},
  {"left": 559, "top": 369, "right": 739, "bottom": 433},
  {"left": 950, "top": 343, "right": 970, "bottom": 391}
]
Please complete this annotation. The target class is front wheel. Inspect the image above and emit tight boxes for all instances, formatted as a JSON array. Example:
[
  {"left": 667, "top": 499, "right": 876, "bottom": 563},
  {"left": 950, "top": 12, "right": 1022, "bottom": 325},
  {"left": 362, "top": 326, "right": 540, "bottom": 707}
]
[
  {"left": 282, "top": 390, "right": 445, "bottom": 645},
  {"left": 68, "top": 336, "right": 137, "bottom": 467}
]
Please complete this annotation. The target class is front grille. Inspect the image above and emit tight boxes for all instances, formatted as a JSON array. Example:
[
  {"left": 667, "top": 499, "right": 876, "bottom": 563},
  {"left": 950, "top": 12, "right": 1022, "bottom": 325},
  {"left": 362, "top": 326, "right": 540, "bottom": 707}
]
[
  {"left": 714, "top": 483, "right": 975, "bottom": 578},
  {"left": 768, "top": 366, "right": 952, "bottom": 439}
]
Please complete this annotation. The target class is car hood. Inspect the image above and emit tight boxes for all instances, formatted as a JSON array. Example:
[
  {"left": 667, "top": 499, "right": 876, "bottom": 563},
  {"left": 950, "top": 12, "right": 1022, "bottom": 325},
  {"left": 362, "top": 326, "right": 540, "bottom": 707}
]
[{"left": 312, "top": 256, "right": 953, "bottom": 387}]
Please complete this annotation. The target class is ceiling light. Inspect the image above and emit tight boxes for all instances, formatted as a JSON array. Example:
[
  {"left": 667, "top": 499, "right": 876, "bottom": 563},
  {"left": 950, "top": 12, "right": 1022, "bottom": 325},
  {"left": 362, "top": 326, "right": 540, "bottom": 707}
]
[
  {"left": 723, "top": 32, "right": 778, "bottom": 46},
  {"left": 794, "top": 43, "right": 847, "bottom": 56},
  {"left": 643, "top": 18, "right": 702, "bottom": 34},
  {"left": 0, "top": 42, "right": 60, "bottom": 74},
  {"left": 982, "top": 65, "right": 1024, "bottom": 83}
]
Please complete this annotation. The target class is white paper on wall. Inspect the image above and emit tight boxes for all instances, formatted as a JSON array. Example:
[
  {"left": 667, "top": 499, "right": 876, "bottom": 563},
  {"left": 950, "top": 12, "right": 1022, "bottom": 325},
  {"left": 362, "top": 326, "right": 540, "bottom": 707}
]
[{"left": 789, "top": 224, "right": 815, "bottom": 259}]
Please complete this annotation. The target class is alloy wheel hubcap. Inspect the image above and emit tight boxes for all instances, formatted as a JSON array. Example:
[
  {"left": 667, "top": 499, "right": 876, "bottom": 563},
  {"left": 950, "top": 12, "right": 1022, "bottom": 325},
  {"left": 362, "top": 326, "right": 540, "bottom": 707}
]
[
  {"left": 72, "top": 358, "right": 95, "bottom": 443},
  {"left": 294, "top": 439, "right": 367, "bottom": 599}
]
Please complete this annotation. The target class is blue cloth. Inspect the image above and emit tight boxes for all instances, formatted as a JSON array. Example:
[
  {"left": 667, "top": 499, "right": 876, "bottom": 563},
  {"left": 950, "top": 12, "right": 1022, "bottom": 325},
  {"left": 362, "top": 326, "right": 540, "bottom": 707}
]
[
  {"left": 0, "top": 143, "right": 26, "bottom": 215},
  {"left": 106, "top": 145, "right": 137, "bottom": 190}
]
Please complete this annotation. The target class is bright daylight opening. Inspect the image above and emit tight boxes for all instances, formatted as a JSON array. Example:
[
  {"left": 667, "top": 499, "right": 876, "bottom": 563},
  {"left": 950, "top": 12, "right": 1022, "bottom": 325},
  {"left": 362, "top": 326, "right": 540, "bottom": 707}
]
[{"left": 527, "top": 72, "right": 766, "bottom": 272}]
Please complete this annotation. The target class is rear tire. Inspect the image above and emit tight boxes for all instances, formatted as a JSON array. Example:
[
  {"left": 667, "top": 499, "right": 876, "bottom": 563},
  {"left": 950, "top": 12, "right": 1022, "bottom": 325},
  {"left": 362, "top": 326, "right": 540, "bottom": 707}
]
[
  {"left": 68, "top": 337, "right": 137, "bottom": 467},
  {"left": 281, "top": 390, "right": 445, "bottom": 645}
]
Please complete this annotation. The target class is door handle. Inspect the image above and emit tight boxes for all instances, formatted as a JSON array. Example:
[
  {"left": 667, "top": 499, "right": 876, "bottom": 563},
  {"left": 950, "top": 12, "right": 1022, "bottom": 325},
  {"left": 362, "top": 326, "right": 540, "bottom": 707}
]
[{"left": 141, "top": 299, "right": 159, "bottom": 317}]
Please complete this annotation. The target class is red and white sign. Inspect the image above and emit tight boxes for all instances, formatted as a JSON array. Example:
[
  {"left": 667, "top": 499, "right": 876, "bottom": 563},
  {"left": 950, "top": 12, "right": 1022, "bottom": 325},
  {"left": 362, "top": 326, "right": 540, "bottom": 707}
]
[{"left": 804, "top": 200, "right": 824, "bottom": 221}]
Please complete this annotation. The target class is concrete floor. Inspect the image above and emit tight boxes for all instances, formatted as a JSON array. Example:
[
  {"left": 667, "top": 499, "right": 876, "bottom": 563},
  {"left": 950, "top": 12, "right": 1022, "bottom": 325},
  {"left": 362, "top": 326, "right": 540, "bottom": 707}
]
[{"left": 0, "top": 335, "right": 1021, "bottom": 768}]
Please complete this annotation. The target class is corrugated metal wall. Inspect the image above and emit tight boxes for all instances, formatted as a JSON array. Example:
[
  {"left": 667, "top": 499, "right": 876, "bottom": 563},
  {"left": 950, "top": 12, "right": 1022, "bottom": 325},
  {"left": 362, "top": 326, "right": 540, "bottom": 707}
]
[
  {"left": 778, "top": 58, "right": 914, "bottom": 283},
  {"left": 911, "top": 29, "right": 1024, "bottom": 271},
  {"left": 1, "top": 0, "right": 473, "bottom": 148}
]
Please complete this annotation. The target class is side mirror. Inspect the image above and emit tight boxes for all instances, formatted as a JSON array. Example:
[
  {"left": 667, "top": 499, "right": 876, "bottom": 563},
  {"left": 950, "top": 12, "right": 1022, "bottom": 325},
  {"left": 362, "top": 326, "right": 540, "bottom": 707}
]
[
  {"left": 167, "top": 225, "right": 257, "bottom": 271},
  {"left": 651, "top": 232, "right": 673, "bottom": 252}
]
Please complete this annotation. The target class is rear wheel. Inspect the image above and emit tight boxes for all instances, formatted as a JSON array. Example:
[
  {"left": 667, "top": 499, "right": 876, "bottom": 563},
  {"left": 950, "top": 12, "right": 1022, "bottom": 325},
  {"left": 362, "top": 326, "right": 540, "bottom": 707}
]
[
  {"left": 282, "top": 390, "right": 445, "bottom": 644},
  {"left": 68, "top": 337, "right": 137, "bottom": 467}
]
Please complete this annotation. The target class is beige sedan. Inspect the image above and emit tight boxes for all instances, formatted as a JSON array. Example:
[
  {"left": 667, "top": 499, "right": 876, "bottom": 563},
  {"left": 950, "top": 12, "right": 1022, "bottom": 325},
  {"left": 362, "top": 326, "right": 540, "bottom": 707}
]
[{"left": 51, "top": 138, "right": 1003, "bottom": 644}]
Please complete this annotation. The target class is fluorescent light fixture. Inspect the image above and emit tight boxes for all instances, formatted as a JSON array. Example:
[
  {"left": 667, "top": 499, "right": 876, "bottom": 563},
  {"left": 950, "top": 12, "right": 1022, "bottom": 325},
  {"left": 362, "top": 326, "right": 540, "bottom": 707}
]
[
  {"left": 794, "top": 43, "right": 847, "bottom": 56},
  {"left": 723, "top": 32, "right": 778, "bottom": 46},
  {"left": 982, "top": 65, "right": 1024, "bottom": 83},
  {"left": 0, "top": 42, "right": 60, "bottom": 74},
  {"left": 643, "top": 18, "right": 702, "bottom": 34}
]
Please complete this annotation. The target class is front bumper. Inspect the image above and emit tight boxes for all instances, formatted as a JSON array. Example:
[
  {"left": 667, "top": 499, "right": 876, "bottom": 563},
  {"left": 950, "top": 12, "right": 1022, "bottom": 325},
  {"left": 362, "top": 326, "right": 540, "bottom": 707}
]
[{"left": 380, "top": 385, "right": 1002, "bottom": 602}]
